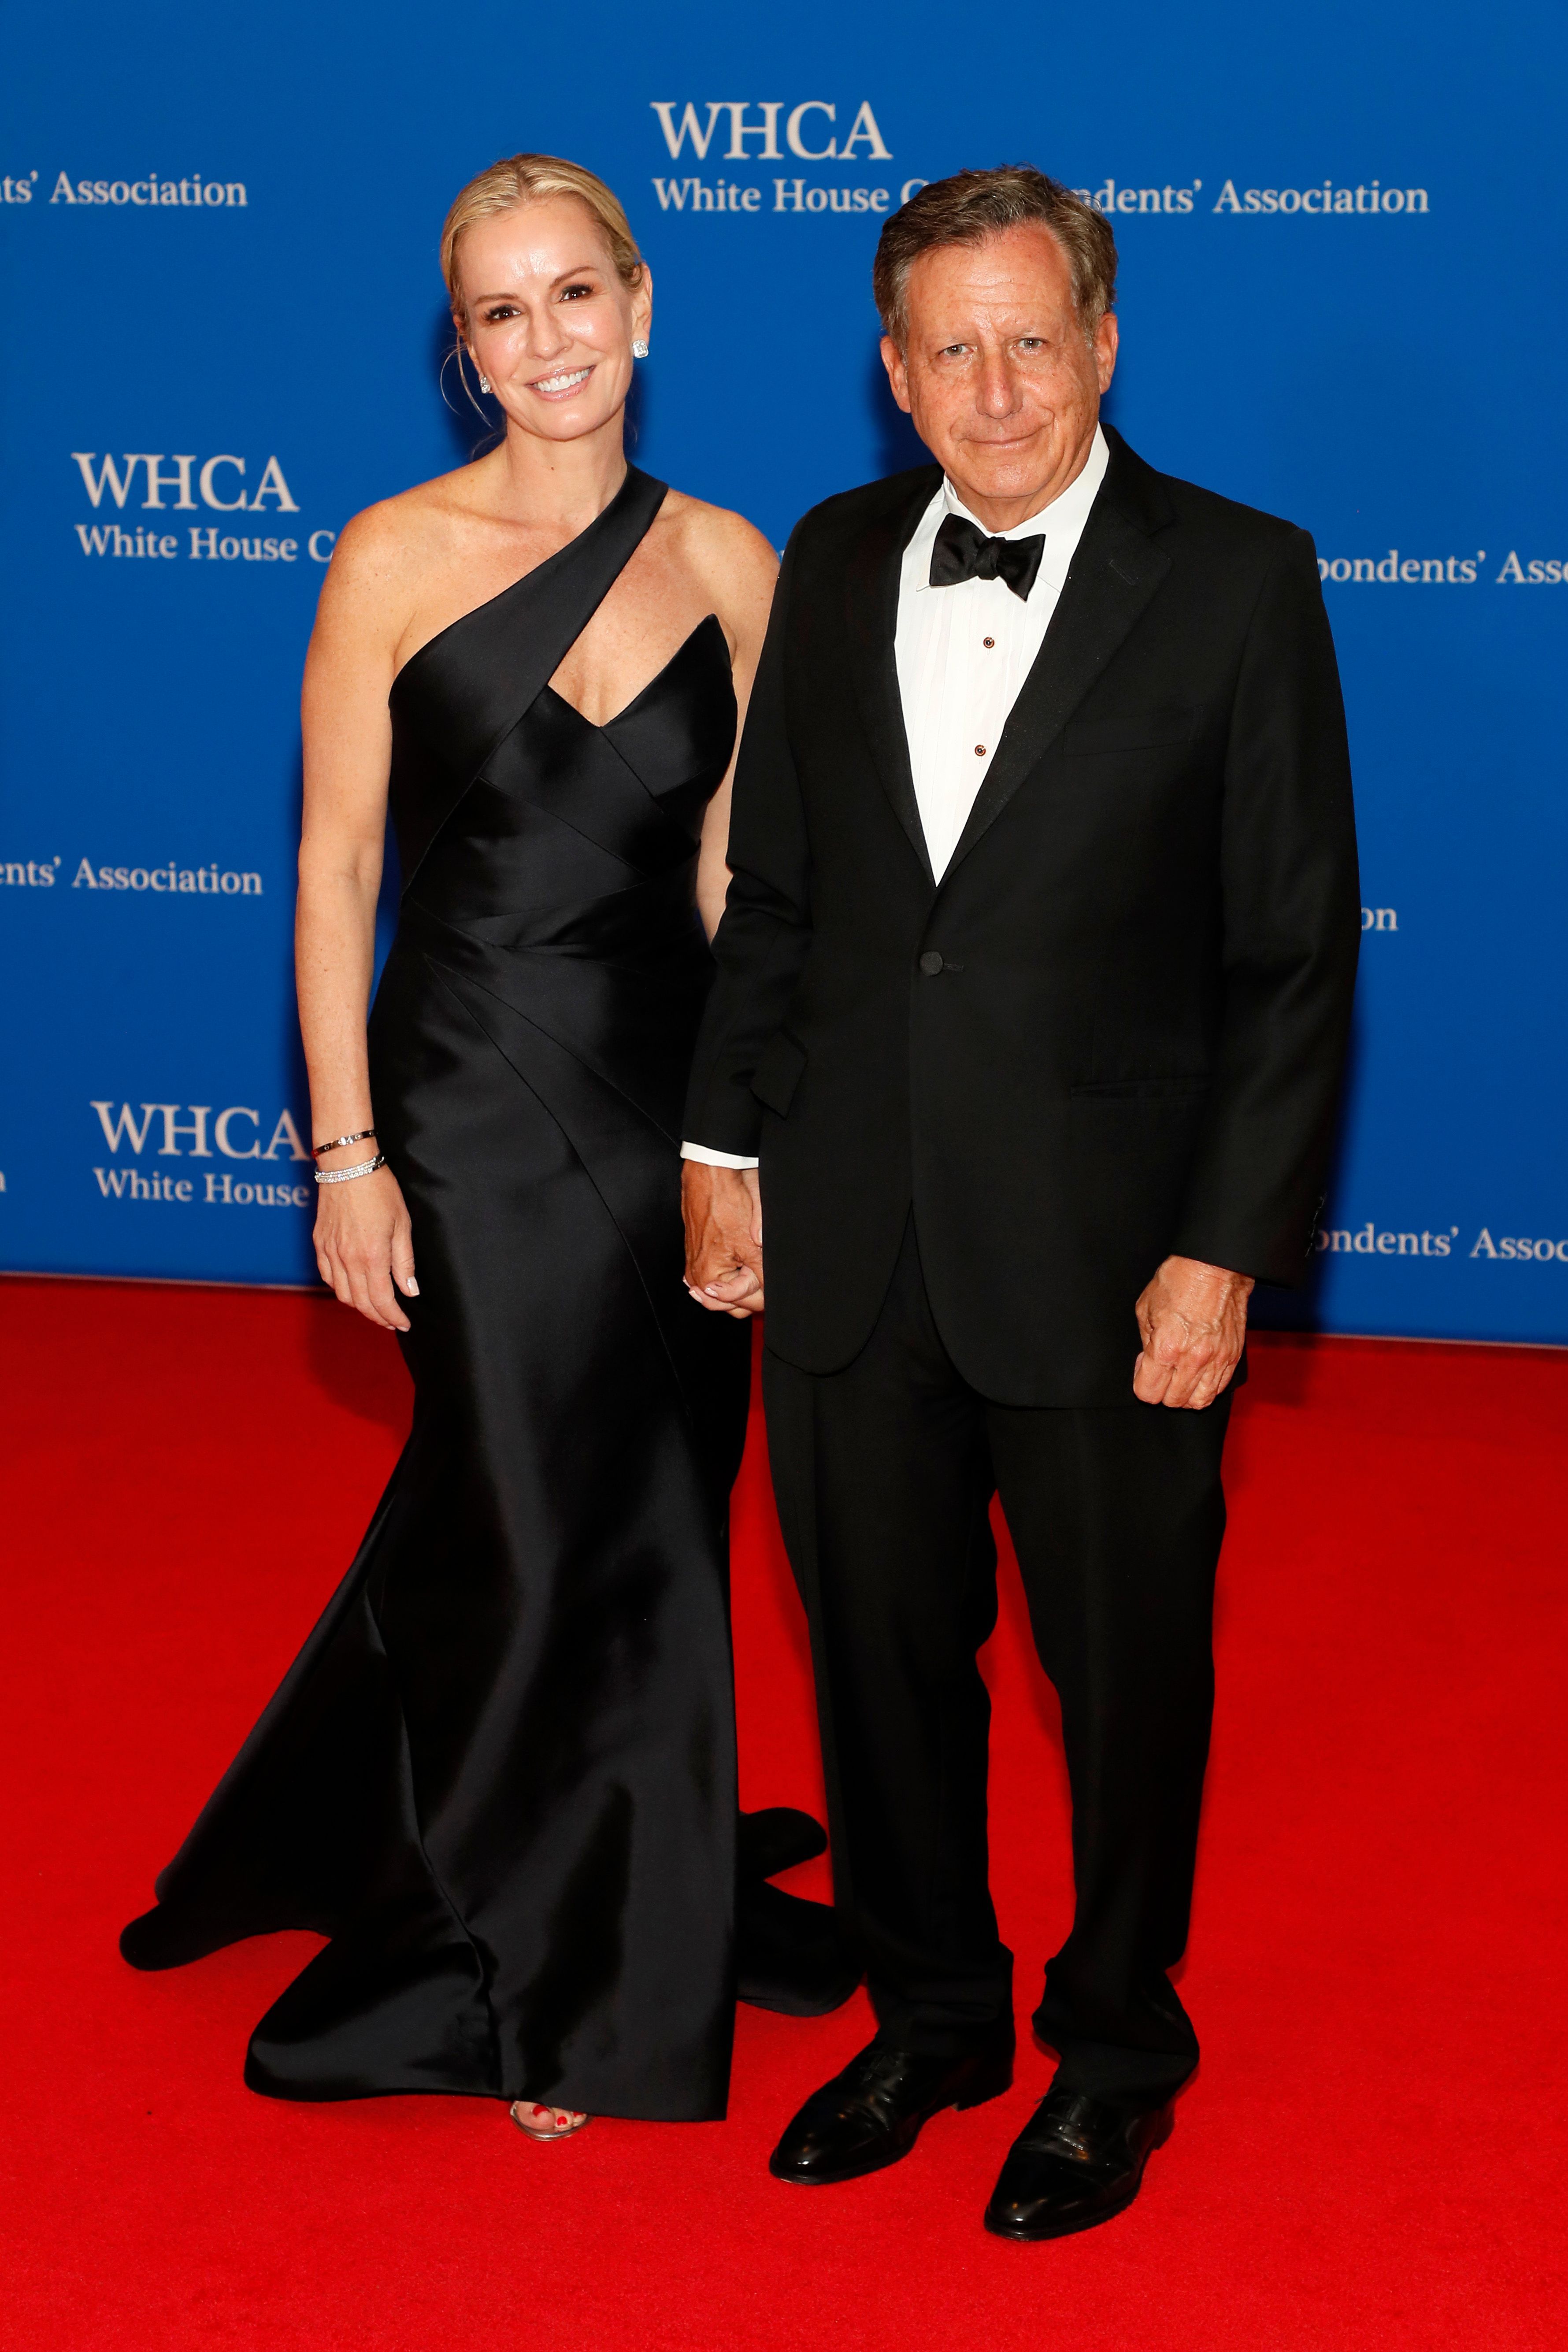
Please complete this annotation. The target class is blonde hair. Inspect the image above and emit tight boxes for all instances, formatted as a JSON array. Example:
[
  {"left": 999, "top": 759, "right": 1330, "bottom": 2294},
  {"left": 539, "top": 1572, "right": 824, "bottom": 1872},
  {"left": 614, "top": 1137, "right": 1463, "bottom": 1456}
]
[{"left": 440, "top": 152, "right": 643, "bottom": 322}]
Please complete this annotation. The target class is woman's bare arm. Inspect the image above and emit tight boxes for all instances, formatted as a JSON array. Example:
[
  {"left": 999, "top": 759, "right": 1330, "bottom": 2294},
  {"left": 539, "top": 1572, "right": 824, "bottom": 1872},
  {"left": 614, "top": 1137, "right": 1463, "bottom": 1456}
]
[
  {"left": 689, "top": 511, "right": 780, "bottom": 941},
  {"left": 297, "top": 508, "right": 419, "bottom": 1331}
]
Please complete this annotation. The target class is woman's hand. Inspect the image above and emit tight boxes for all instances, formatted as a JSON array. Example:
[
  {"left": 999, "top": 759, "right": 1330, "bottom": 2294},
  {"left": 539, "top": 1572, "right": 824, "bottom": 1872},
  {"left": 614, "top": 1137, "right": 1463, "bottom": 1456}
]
[{"left": 313, "top": 1163, "right": 419, "bottom": 1331}]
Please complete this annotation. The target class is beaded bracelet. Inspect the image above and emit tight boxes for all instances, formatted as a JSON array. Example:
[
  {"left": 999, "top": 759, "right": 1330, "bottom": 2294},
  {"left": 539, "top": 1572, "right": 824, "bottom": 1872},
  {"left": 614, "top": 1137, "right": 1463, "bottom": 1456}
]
[{"left": 313, "top": 1152, "right": 388, "bottom": 1186}]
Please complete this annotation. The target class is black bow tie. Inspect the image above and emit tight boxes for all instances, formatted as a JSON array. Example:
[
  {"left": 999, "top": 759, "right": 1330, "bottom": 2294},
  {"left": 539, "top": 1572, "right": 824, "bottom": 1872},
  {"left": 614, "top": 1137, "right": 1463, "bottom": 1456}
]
[{"left": 929, "top": 512, "right": 1045, "bottom": 601}]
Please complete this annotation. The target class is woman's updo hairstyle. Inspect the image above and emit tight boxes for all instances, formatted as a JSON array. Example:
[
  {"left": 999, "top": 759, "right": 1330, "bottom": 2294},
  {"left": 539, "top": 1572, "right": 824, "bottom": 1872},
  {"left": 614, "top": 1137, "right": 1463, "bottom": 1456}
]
[{"left": 441, "top": 153, "right": 644, "bottom": 322}]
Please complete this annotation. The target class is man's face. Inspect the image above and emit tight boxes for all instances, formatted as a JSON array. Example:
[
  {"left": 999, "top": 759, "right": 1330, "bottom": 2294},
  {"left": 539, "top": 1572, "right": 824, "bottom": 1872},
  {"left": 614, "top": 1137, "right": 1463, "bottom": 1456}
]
[{"left": 881, "top": 222, "right": 1117, "bottom": 529}]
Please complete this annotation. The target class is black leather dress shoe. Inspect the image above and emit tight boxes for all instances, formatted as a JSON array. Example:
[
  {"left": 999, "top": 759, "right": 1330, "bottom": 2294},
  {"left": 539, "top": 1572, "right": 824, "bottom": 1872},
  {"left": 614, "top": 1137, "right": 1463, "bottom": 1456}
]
[
  {"left": 984, "top": 2088, "right": 1175, "bottom": 2240},
  {"left": 770, "top": 2037, "right": 1014, "bottom": 2185}
]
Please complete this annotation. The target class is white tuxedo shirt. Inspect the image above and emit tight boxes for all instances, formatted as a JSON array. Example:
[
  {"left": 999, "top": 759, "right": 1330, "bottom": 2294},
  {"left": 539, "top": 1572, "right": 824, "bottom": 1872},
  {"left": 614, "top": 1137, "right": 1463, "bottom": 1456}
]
[{"left": 684, "top": 426, "right": 1110, "bottom": 1168}]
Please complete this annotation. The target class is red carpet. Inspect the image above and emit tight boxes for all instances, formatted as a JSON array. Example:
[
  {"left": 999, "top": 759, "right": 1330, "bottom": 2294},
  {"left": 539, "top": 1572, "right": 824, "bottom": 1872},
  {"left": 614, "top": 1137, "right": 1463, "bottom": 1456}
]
[{"left": 1, "top": 1277, "right": 1564, "bottom": 2350}]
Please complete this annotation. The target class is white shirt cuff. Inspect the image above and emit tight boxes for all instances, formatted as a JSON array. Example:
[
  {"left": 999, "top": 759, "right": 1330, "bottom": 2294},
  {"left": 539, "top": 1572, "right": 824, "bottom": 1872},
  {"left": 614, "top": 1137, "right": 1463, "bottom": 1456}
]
[{"left": 680, "top": 1141, "right": 760, "bottom": 1169}]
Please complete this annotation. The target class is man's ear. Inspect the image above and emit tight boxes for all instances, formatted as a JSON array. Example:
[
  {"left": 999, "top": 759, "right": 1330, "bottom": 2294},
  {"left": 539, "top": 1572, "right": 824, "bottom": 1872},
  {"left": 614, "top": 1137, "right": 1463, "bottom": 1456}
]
[
  {"left": 1093, "top": 310, "right": 1119, "bottom": 396},
  {"left": 880, "top": 333, "right": 912, "bottom": 415}
]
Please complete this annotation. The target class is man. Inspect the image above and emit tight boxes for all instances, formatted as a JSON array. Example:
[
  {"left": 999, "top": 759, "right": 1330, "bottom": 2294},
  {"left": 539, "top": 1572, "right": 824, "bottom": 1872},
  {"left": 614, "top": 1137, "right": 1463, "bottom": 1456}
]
[{"left": 682, "top": 167, "right": 1358, "bottom": 2239}]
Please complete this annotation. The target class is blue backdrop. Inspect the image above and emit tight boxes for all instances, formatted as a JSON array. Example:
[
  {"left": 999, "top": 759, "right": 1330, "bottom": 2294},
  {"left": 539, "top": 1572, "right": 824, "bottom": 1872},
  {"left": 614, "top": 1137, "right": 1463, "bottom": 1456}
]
[{"left": 3, "top": 0, "right": 1564, "bottom": 1340}]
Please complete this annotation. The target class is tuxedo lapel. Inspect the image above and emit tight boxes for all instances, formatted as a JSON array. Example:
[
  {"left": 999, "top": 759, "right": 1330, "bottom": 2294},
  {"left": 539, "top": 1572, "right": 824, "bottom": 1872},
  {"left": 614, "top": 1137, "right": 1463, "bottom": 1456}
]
[
  {"left": 844, "top": 469, "right": 940, "bottom": 885},
  {"left": 942, "top": 435, "right": 1174, "bottom": 881}
]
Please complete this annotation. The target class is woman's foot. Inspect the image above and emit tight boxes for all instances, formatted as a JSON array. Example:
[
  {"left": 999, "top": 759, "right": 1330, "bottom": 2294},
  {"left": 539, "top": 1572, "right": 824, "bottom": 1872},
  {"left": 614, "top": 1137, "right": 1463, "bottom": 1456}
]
[{"left": 510, "top": 2100, "right": 590, "bottom": 2141}]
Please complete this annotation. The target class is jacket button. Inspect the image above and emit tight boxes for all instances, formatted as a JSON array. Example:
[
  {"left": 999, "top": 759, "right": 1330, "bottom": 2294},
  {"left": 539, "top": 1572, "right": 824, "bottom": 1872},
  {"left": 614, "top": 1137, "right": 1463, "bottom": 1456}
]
[{"left": 918, "top": 950, "right": 945, "bottom": 976}]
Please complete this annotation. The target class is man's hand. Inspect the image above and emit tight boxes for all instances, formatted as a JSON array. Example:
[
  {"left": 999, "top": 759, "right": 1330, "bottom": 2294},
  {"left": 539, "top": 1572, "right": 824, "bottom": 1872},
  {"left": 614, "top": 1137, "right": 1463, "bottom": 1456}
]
[
  {"left": 682, "top": 1162, "right": 765, "bottom": 1318},
  {"left": 1133, "top": 1255, "right": 1254, "bottom": 1409}
]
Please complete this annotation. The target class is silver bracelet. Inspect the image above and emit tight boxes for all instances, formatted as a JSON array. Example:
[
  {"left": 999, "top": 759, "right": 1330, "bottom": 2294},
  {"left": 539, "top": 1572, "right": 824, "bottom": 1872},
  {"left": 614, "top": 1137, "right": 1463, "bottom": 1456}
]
[
  {"left": 313, "top": 1152, "right": 388, "bottom": 1186},
  {"left": 312, "top": 1126, "right": 377, "bottom": 1160}
]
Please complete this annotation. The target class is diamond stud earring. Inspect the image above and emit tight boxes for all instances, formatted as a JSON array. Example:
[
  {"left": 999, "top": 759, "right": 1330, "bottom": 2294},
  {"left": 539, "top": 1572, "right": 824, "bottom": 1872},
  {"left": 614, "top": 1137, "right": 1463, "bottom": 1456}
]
[
  {"left": 478, "top": 371, "right": 491, "bottom": 393},
  {"left": 631, "top": 338, "right": 650, "bottom": 359}
]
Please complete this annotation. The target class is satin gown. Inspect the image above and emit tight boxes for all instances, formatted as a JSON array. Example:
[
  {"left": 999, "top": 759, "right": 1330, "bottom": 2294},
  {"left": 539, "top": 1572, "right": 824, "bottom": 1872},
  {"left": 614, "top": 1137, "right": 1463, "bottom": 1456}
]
[{"left": 121, "top": 470, "right": 753, "bottom": 2121}]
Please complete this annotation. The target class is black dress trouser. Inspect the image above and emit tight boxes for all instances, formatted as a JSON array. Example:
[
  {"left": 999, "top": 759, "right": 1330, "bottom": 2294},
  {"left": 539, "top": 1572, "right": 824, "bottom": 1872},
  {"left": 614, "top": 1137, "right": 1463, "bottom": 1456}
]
[{"left": 762, "top": 1216, "right": 1231, "bottom": 2109}]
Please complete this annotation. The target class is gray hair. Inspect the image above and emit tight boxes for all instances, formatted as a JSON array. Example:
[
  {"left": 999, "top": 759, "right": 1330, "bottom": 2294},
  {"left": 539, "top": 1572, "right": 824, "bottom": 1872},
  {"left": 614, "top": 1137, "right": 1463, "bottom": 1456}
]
[{"left": 873, "top": 165, "right": 1118, "bottom": 347}]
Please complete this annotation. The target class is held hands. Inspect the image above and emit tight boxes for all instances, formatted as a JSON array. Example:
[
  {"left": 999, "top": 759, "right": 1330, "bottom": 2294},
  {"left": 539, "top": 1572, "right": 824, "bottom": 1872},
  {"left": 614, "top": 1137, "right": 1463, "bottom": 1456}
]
[
  {"left": 682, "top": 1162, "right": 765, "bottom": 1318},
  {"left": 1133, "top": 1255, "right": 1254, "bottom": 1409},
  {"left": 314, "top": 1160, "right": 419, "bottom": 1333}
]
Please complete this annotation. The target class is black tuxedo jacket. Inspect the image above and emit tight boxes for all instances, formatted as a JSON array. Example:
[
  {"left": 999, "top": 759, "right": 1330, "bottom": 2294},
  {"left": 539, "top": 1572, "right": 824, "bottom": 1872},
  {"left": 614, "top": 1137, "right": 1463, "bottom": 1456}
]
[{"left": 685, "top": 426, "right": 1360, "bottom": 1405}]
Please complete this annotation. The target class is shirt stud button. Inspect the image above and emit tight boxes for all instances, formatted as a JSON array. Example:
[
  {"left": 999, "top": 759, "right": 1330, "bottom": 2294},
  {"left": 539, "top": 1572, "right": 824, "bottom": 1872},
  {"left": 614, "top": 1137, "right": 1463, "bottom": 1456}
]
[
  {"left": 918, "top": 950, "right": 945, "bottom": 977},
  {"left": 974, "top": 744, "right": 986, "bottom": 756},
  {"left": 982, "top": 636, "right": 995, "bottom": 648}
]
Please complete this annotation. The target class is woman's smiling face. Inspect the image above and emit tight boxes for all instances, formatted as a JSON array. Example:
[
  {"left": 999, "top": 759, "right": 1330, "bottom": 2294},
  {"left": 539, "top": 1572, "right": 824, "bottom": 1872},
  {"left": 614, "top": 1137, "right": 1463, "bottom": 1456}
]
[{"left": 455, "top": 196, "right": 652, "bottom": 444}]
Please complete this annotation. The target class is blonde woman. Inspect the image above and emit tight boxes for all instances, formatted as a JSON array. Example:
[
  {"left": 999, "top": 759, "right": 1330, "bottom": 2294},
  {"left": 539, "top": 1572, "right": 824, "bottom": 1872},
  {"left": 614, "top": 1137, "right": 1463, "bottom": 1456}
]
[{"left": 121, "top": 155, "right": 849, "bottom": 2135}]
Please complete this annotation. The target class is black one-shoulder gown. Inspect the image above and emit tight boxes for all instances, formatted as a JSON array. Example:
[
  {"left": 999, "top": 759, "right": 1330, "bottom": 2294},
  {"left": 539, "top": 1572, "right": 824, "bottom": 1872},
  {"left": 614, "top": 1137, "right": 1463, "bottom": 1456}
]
[{"left": 121, "top": 470, "right": 755, "bottom": 2121}]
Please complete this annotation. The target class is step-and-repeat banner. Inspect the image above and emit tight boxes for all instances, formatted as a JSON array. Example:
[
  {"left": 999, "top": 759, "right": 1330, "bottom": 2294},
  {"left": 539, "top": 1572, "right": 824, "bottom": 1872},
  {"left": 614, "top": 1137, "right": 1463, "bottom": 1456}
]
[{"left": 2, "top": 2, "right": 1564, "bottom": 1338}]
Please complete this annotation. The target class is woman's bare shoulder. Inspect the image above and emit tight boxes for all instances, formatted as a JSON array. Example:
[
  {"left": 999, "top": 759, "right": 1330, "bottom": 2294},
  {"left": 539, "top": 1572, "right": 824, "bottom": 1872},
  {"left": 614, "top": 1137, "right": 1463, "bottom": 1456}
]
[
  {"left": 315, "top": 461, "right": 499, "bottom": 634},
  {"left": 658, "top": 484, "right": 780, "bottom": 626},
  {"left": 331, "top": 463, "right": 494, "bottom": 580},
  {"left": 659, "top": 487, "right": 779, "bottom": 593}
]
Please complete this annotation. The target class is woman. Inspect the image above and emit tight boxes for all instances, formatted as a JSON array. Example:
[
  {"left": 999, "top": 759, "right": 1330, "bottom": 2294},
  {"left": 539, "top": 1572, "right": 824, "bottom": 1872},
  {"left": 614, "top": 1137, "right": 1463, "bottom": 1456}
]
[{"left": 121, "top": 154, "right": 842, "bottom": 2134}]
